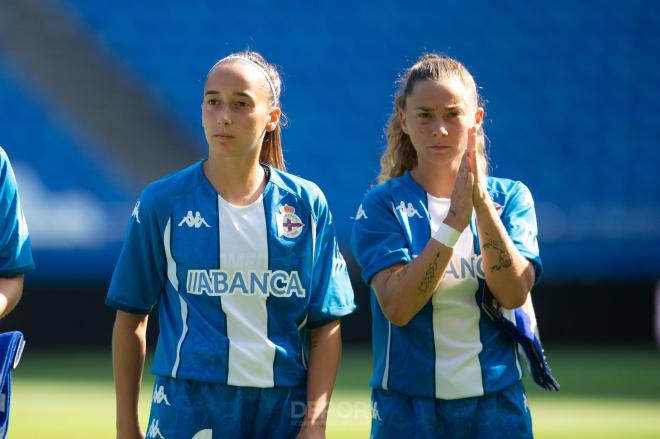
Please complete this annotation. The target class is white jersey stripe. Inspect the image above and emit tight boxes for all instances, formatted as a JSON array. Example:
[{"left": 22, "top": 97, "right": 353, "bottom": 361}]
[
  {"left": 381, "top": 322, "right": 391, "bottom": 390},
  {"left": 218, "top": 194, "right": 276, "bottom": 387},
  {"left": 164, "top": 218, "right": 178, "bottom": 290},
  {"left": 164, "top": 218, "right": 188, "bottom": 378},
  {"left": 428, "top": 195, "right": 484, "bottom": 399},
  {"left": 311, "top": 217, "right": 317, "bottom": 262},
  {"left": 299, "top": 315, "right": 308, "bottom": 370},
  {"left": 171, "top": 297, "right": 188, "bottom": 378}
]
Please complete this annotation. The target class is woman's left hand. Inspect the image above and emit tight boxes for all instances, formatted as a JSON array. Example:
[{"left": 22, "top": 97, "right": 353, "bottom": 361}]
[{"left": 467, "top": 124, "right": 489, "bottom": 210}]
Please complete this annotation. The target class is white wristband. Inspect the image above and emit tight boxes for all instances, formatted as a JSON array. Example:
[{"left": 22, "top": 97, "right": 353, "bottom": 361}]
[{"left": 432, "top": 222, "right": 461, "bottom": 248}]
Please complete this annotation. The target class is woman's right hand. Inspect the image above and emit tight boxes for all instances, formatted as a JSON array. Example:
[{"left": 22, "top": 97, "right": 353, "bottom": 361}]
[
  {"left": 444, "top": 147, "right": 474, "bottom": 231},
  {"left": 116, "top": 425, "right": 144, "bottom": 439}
]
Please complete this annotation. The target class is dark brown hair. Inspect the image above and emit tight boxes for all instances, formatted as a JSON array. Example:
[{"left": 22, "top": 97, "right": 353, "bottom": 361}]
[{"left": 208, "top": 51, "right": 286, "bottom": 171}]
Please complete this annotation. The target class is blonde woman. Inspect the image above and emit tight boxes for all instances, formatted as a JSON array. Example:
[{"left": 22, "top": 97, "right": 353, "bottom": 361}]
[{"left": 352, "top": 53, "right": 556, "bottom": 438}]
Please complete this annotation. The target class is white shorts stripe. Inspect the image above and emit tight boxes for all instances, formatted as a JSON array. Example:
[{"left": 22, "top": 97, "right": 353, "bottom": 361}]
[{"left": 381, "top": 321, "right": 391, "bottom": 390}]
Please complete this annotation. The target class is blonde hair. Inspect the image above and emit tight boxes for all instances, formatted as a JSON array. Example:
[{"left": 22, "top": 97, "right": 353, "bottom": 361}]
[
  {"left": 208, "top": 51, "right": 286, "bottom": 171},
  {"left": 378, "top": 54, "right": 487, "bottom": 183}
]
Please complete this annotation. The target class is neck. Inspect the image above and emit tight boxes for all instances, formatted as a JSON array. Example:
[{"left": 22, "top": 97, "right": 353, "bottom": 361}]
[
  {"left": 410, "top": 157, "right": 460, "bottom": 198},
  {"left": 204, "top": 151, "right": 266, "bottom": 206}
]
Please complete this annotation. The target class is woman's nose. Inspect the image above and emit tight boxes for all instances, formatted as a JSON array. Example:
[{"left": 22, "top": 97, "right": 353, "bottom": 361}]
[
  {"left": 432, "top": 124, "right": 448, "bottom": 137},
  {"left": 218, "top": 108, "right": 231, "bottom": 126}
]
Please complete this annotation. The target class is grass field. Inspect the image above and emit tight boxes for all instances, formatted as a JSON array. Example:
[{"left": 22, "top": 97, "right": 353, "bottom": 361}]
[{"left": 8, "top": 345, "right": 660, "bottom": 438}]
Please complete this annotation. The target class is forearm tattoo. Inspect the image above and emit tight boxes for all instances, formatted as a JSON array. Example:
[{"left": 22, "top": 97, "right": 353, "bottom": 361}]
[
  {"left": 395, "top": 265, "right": 409, "bottom": 282},
  {"left": 482, "top": 239, "right": 513, "bottom": 271},
  {"left": 418, "top": 252, "right": 441, "bottom": 295}
]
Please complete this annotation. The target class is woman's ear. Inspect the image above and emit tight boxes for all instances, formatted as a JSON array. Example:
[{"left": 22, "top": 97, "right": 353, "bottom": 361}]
[
  {"left": 475, "top": 107, "right": 484, "bottom": 125},
  {"left": 266, "top": 107, "right": 282, "bottom": 132},
  {"left": 399, "top": 109, "right": 409, "bottom": 134}
]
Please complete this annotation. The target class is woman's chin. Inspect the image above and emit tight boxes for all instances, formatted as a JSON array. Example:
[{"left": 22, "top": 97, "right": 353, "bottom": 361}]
[{"left": 422, "top": 149, "right": 463, "bottom": 167}]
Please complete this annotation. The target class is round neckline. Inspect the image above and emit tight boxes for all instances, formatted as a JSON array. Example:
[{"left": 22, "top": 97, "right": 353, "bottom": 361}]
[
  {"left": 405, "top": 172, "right": 451, "bottom": 201},
  {"left": 198, "top": 160, "right": 271, "bottom": 208},
  {"left": 217, "top": 191, "right": 264, "bottom": 209},
  {"left": 427, "top": 193, "right": 451, "bottom": 202}
]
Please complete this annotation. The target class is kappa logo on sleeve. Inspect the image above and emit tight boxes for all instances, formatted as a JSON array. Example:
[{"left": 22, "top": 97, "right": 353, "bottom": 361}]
[
  {"left": 131, "top": 201, "right": 141, "bottom": 224},
  {"left": 352, "top": 204, "right": 368, "bottom": 220}
]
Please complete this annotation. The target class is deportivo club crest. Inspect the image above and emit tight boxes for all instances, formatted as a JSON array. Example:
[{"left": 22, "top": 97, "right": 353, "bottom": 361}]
[{"left": 276, "top": 205, "right": 304, "bottom": 239}]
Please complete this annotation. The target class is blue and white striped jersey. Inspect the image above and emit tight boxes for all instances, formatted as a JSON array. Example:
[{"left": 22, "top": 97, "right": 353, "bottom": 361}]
[
  {"left": 351, "top": 172, "right": 542, "bottom": 400},
  {"left": 106, "top": 161, "right": 356, "bottom": 387},
  {"left": 0, "top": 147, "right": 34, "bottom": 277}
]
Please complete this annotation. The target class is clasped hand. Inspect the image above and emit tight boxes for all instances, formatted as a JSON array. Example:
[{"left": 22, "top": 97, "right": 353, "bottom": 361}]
[{"left": 445, "top": 124, "right": 488, "bottom": 231}]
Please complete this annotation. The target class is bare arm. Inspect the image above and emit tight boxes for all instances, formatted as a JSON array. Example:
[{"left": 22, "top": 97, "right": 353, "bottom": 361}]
[
  {"left": 473, "top": 199, "right": 535, "bottom": 309},
  {"left": 371, "top": 241, "right": 453, "bottom": 326},
  {"left": 297, "top": 320, "right": 342, "bottom": 438},
  {"left": 0, "top": 275, "right": 23, "bottom": 319},
  {"left": 371, "top": 150, "right": 474, "bottom": 327},
  {"left": 468, "top": 126, "right": 535, "bottom": 309},
  {"left": 112, "top": 310, "right": 148, "bottom": 439}
]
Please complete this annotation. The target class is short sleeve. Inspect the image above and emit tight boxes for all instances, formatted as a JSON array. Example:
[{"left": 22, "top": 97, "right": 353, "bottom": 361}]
[
  {"left": 105, "top": 190, "right": 166, "bottom": 314},
  {"left": 0, "top": 149, "right": 35, "bottom": 276},
  {"left": 502, "top": 182, "right": 543, "bottom": 283},
  {"left": 351, "top": 188, "right": 412, "bottom": 286},
  {"left": 307, "top": 195, "right": 356, "bottom": 328}
]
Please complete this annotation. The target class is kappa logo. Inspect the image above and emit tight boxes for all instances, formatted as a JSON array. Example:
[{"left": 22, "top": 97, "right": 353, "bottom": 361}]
[
  {"left": 147, "top": 419, "right": 165, "bottom": 438},
  {"left": 152, "top": 385, "right": 171, "bottom": 406},
  {"left": 353, "top": 204, "right": 368, "bottom": 220},
  {"left": 371, "top": 400, "right": 382, "bottom": 421},
  {"left": 178, "top": 210, "right": 210, "bottom": 228},
  {"left": 132, "top": 201, "right": 141, "bottom": 224},
  {"left": 276, "top": 204, "right": 304, "bottom": 238},
  {"left": 332, "top": 244, "right": 347, "bottom": 276},
  {"left": 396, "top": 201, "right": 423, "bottom": 218}
]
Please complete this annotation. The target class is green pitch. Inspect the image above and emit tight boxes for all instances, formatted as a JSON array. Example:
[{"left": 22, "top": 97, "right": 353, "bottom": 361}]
[{"left": 7, "top": 346, "right": 660, "bottom": 438}]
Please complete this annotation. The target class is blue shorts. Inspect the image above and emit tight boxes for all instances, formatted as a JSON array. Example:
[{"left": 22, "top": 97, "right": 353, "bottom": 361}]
[
  {"left": 370, "top": 381, "right": 533, "bottom": 439},
  {"left": 146, "top": 376, "right": 307, "bottom": 439}
]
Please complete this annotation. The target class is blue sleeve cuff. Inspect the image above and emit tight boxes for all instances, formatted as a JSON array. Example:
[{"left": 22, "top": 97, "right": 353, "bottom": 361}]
[
  {"left": 105, "top": 297, "right": 151, "bottom": 315},
  {"left": 362, "top": 251, "right": 411, "bottom": 286},
  {"left": 308, "top": 303, "right": 358, "bottom": 329},
  {"left": 0, "top": 264, "right": 36, "bottom": 277}
]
